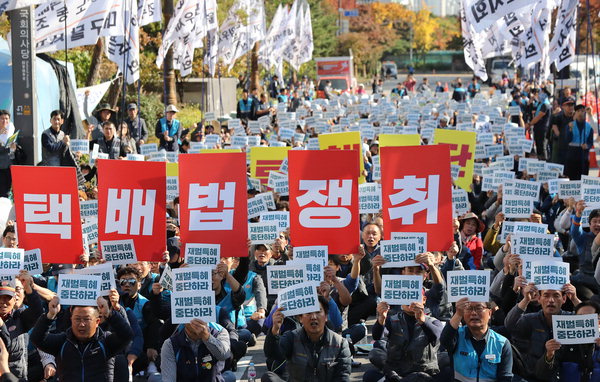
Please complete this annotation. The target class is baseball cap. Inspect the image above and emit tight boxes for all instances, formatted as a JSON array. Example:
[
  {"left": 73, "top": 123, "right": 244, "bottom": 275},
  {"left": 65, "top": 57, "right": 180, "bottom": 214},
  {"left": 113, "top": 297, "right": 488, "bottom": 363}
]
[
  {"left": 0, "top": 279, "right": 16, "bottom": 297},
  {"left": 49, "top": 263, "right": 74, "bottom": 276},
  {"left": 165, "top": 104, "right": 179, "bottom": 113},
  {"left": 562, "top": 96, "right": 576, "bottom": 105},
  {"left": 127, "top": 103, "right": 138, "bottom": 110},
  {"left": 255, "top": 243, "right": 272, "bottom": 252}
]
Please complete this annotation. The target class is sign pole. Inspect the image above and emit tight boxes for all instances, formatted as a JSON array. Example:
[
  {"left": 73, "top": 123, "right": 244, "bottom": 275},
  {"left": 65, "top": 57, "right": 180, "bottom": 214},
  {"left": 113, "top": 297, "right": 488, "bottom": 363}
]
[{"left": 9, "top": 6, "right": 38, "bottom": 165}]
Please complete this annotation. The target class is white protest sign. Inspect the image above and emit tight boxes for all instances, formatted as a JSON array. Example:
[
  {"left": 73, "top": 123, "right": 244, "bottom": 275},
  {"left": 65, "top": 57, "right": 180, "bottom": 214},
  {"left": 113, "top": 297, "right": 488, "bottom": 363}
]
[
  {"left": 359, "top": 183, "right": 382, "bottom": 214},
  {"left": 372, "top": 155, "right": 381, "bottom": 180},
  {"left": 247, "top": 196, "right": 269, "bottom": 219},
  {"left": 100, "top": 239, "right": 137, "bottom": 265},
  {"left": 287, "top": 259, "right": 324, "bottom": 283},
  {"left": 126, "top": 154, "right": 145, "bottom": 161},
  {"left": 531, "top": 260, "right": 569, "bottom": 291},
  {"left": 149, "top": 151, "right": 167, "bottom": 162},
  {"left": 381, "top": 275, "right": 423, "bottom": 306},
  {"left": 267, "top": 264, "right": 305, "bottom": 292},
  {"left": 553, "top": 314, "right": 599, "bottom": 345},
  {"left": 82, "top": 221, "right": 99, "bottom": 245},
  {"left": 381, "top": 239, "right": 422, "bottom": 268},
  {"left": 503, "top": 182, "right": 533, "bottom": 218},
  {"left": 159, "top": 264, "right": 173, "bottom": 291},
  {"left": 184, "top": 244, "right": 220, "bottom": 268},
  {"left": 248, "top": 177, "right": 262, "bottom": 192},
  {"left": 171, "top": 290, "right": 216, "bottom": 324},
  {"left": 513, "top": 222, "right": 548, "bottom": 236},
  {"left": 278, "top": 282, "right": 320, "bottom": 317},
  {"left": 499, "top": 221, "right": 516, "bottom": 243},
  {"left": 167, "top": 175, "right": 178, "bottom": 203},
  {"left": 248, "top": 222, "right": 278, "bottom": 244},
  {"left": 80, "top": 200, "right": 98, "bottom": 220},
  {"left": 75, "top": 263, "right": 116, "bottom": 297},
  {"left": 140, "top": 143, "right": 158, "bottom": 156},
  {"left": 390, "top": 232, "right": 428, "bottom": 250},
  {"left": 257, "top": 192, "right": 276, "bottom": 210},
  {"left": 485, "top": 144, "right": 504, "bottom": 158},
  {"left": 172, "top": 267, "right": 212, "bottom": 293},
  {"left": 447, "top": 270, "right": 490, "bottom": 303},
  {"left": 23, "top": 249, "right": 43, "bottom": 275},
  {"left": 582, "top": 176, "right": 600, "bottom": 205},
  {"left": 453, "top": 189, "right": 470, "bottom": 217},
  {"left": 70, "top": 139, "right": 90, "bottom": 154},
  {"left": 511, "top": 234, "right": 555, "bottom": 257},
  {"left": 57, "top": 274, "right": 102, "bottom": 306},
  {"left": 0, "top": 248, "right": 24, "bottom": 276},
  {"left": 559, "top": 181, "right": 582, "bottom": 200},
  {"left": 292, "top": 245, "right": 328, "bottom": 268},
  {"left": 549, "top": 178, "right": 569, "bottom": 194},
  {"left": 260, "top": 211, "right": 289, "bottom": 230}
]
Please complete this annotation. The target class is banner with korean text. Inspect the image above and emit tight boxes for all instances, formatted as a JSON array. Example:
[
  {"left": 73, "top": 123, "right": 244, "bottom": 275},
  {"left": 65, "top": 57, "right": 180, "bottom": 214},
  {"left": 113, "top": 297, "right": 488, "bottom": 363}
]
[
  {"left": 11, "top": 166, "right": 83, "bottom": 263},
  {"left": 289, "top": 150, "right": 360, "bottom": 254},
  {"left": 318, "top": 131, "right": 365, "bottom": 184},
  {"left": 433, "top": 129, "right": 476, "bottom": 191},
  {"left": 179, "top": 153, "right": 248, "bottom": 257},
  {"left": 97, "top": 160, "right": 166, "bottom": 262},
  {"left": 381, "top": 145, "right": 453, "bottom": 251},
  {"left": 250, "top": 146, "right": 290, "bottom": 187}
]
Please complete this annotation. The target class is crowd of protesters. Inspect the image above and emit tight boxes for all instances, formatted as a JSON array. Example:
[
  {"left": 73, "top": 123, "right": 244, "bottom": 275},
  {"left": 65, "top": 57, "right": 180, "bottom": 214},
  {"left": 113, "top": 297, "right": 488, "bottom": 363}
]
[{"left": 0, "top": 70, "right": 600, "bottom": 382}]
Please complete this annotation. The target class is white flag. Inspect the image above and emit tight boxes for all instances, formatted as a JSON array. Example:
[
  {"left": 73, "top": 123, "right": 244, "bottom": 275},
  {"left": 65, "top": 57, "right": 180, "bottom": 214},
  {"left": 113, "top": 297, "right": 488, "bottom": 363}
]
[
  {"left": 106, "top": 0, "right": 140, "bottom": 84},
  {"left": 138, "top": 0, "right": 161, "bottom": 26},
  {"left": 0, "top": 0, "right": 42, "bottom": 13},
  {"left": 463, "top": 0, "right": 532, "bottom": 33},
  {"left": 156, "top": 0, "right": 201, "bottom": 69},
  {"left": 258, "top": 4, "right": 286, "bottom": 70},
  {"left": 549, "top": 0, "right": 578, "bottom": 71},
  {"left": 296, "top": 5, "right": 314, "bottom": 67},
  {"left": 460, "top": 2, "right": 488, "bottom": 81},
  {"left": 218, "top": 0, "right": 266, "bottom": 69},
  {"left": 35, "top": 0, "right": 119, "bottom": 53}
]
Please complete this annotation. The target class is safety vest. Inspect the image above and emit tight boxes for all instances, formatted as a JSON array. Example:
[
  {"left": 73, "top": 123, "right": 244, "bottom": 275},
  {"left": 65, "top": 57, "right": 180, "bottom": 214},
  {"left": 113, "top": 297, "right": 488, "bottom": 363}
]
[
  {"left": 238, "top": 99, "right": 253, "bottom": 113},
  {"left": 131, "top": 294, "right": 149, "bottom": 330},
  {"left": 223, "top": 271, "right": 258, "bottom": 328},
  {"left": 159, "top": 117, "right": 180, "bottom": 137},
  {"left": 453, "top": 327, "right": 507, "bottom": 382},
  {"left": 569, "top": 121, "right": 593, "bottom": 146}
]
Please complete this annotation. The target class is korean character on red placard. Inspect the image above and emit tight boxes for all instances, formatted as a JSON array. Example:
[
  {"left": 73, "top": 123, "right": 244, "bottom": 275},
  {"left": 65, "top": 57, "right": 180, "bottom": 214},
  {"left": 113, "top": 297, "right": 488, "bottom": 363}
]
[
  {"left": 23, "top": 194, "right": 72, "bottom": 239},
  {"left": 188, "top": 182, "right": 236, "bottom": 230},
  {"left": 296, "top": 179, "right": 353, "bottom": 228},
  {"left": 388, "top": 175, "right": 439, "bottom": 225},
  {"left": 105, "top": 189, "right": 156, "bottom": 235}
]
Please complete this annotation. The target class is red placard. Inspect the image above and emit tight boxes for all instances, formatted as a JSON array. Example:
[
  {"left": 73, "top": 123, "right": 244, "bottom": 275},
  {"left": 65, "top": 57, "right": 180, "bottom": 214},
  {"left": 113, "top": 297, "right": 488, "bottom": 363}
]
[
  {"left": 288, "top": 150, "right": 359, "bottom": 254},
  {"left": 11, "top": 166, "right": 83, "bottom": 264},
  {"left": 381, "top": 145, "right": 453, "bottom": 251},
  {"left": 179, "top": 153, "right": 248, "bottom": 257},
  {"left": 97, "top": 160, "right": 166, "bottom": 262}
]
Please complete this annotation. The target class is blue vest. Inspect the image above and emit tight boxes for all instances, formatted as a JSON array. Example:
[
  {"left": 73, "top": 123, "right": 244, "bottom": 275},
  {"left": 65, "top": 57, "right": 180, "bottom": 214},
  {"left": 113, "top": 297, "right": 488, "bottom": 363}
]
[
  {"left": 570, "top": 121, "right": 593, "bottom": 146},
  {"left": 160, "top": 117, "right": 180, "bottom": 137},
  {"left": 453, "top": 327, "right": 507, "bottom": 382},
  {"left": 238, "top": 99, "right": 252, "bottom": 113},
  {"left": 223, "top": 271, "right": 258, "bottom": 328},
  {"left": 132, "top": 294, "right": 149, "bottom": 329}
]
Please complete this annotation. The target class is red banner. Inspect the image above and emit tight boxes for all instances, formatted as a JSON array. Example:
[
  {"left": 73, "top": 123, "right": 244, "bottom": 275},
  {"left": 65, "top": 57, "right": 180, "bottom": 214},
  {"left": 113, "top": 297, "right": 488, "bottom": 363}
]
[
  {"left": 289, "top": 150, "right": 359, "bottom": 254},
  {"left": 381, "top": 145, "right": 453, "bottom": 251},
  {"left": 11, "top": 166, "right": 83, "bottom": 263},
  {"left": 179, "top": 153, "right": 248, "bottom": 257},
  {"left": 97, "top": 160, "right": 166, "bottom": 262}
]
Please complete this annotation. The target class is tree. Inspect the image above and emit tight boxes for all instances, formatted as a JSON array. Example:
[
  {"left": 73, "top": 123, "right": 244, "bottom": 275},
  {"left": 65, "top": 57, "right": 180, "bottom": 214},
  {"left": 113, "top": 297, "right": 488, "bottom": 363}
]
[
  {"left": 413, "top": 7, "right": 437, "bottom": 57},
  {"left": 162, "top": 0, "right": 177, "bottom": 106}
]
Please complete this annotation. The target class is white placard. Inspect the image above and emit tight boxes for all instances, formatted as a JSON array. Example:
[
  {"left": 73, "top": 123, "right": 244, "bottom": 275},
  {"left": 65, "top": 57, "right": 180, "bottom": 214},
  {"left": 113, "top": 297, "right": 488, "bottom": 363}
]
[
  {"left": 267, "top": 264, "right": 305, "bottom": 292},
  {"left": 70, "top": 139, "right": 90, "bottom": 154},
  {"left": 511, "top": 234, "right": 555, "bottom": 257},
  {"left": 100, "top": 239, "right": 137, "bottom": 265},
  {"left": 257, "top": 192, "right": 276, "bottom": 210},
  {"left": 184, "top": 244, "right": 220, "bottom": 267},
  {"left": 260, "top": 211, "right": 289, "bottom": 230},
  {"left": 75, "top": 263, "right": 116, "bottom": 297},
  {"left": 359, "top": 183, "right": 382, "bottom": 214},
  {"left": 80, "top": 200, "right": 98, "bottom": 220},
  {"left": 381, "top": 239, "right": 422, "bottom": 268},
  {"left": 167, "top": 175, "right": 178, "bottom": 203},
  {"left": 172, "top": 267, "right": 212, "bottom": 293},
  {"left": 248, "top": 222, "right": 278, "bottom": 244},
  {"left": 23, "top": 249, "right": 43, "bottom": 275},
  {"left": 292, "top": 245, "right": 328, "bottom": 268},
  {"left": 453, "top": 189, "right": 470, "bottom": 217},
  {"left": 485, "top": 144, "right": 504, "bottom": 158},
  {"left": 82, "top": 221, "right": 99, "bottom": 245},
  {"left": 559, "top": 181, "right": 582, "bottom": 200},
  {"left": 531, "top": 260, "right": 569, "bottom": 291},
  {"left": 513, "top": 222, "right": 547, "bottom": 236},
  {"left": 0, "top": 248, "right": 24, "bottom": 276},
  {"left": 381, "top": 275, "right": 423, "bottom": 305},
  {"left": 549, "top": 178, "right": 569, "bottom": 194},
  {"left": 287, "top": 259, "right": 324, "bottom": 283},
  {"left": 57, "top": 274, "right": 102, "bottom": 306},
  {"left": 140, "top": 143, "right": 158, "bottom": 156},
  {"left": 390, "top": 232, "right": 428, "bottom": 250},
  {"left": 248, "top": 196, "right": 269, "bottom": 219},
  {"left": 553, "top": 314, "right": 599, "bottom": 345},
  {"left": 171, "top": 290, "right": 216, "bottom": 324},
  {"left": 447, "top": 270, "right": 490, "bottom": 303},
  {"left": 159, "top": 264, "right": 173, "bottom": 291},
  {"left": 126, "top": 154, "right": 145, "bottom": 161},
  {"left": 278, "top": 282, "right": 320, "bottom": 317},
  {"left": 149, "top": 151, "right": 167, "bottom": 162},
  {"left": 582, "top": 176, "right": 600, "bottom": 204},
  {"left": 499, "top": 221, "right": 515, "bottom": 243}
]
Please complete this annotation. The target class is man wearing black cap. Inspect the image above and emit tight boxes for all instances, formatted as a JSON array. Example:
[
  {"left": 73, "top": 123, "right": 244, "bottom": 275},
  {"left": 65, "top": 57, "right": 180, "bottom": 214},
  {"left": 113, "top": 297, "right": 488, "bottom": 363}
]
[
  {"left": 549, "top": 96, "right": 576, "bottom": 164},
  {"left": 124, "top": 103, "right": 148, "bottom": 147},
  {"left": 0, "top": 272, "right": 43, "bottom": 379}
]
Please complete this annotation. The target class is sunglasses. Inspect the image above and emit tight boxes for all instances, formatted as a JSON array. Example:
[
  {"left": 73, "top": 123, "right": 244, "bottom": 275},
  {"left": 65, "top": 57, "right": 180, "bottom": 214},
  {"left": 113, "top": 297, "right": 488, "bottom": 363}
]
[{"left": 119, "top": 278, "right": 137, "bottom": 286}]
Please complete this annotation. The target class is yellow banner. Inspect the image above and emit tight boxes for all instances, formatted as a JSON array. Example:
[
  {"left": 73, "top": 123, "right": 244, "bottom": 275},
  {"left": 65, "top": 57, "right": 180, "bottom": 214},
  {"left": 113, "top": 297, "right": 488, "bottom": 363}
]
[
  {"left": 318, "top": 131, "right": 365, "bottom": 183},
  {"left": 433, "top": 129, "right": 477, "bottom": 191},
  {"left": 250, "top": 146, "right": 291, "bottom": 186},
  {"left": 166, "top": 162, "right": 178, "bottom": 177},
  {"left": 378, "top": 134, "right": 421, "bottom": 147}
]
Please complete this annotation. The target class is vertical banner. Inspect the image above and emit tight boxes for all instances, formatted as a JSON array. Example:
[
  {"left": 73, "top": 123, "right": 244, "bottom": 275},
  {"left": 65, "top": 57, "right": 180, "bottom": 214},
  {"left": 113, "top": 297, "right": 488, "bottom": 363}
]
[
  {"left": 381, "top": 145, "right": 453, "bottom": 251},
  {"left": 434, "top": 129, "right": 476, "bottom": 191},
  {"left": 11, "top": 166, "right": 83, "bottom": 263},
  {"left": 250, "top": 146, "right": 290, "bottom": 187},
  {"left": 289, "top": 150, "right": 359, "bottom": 254},
  {"left": 97, "top": 160, "right": 166, "bottom": 262},
  {"left": 318, "top": 131, "right": 365, "bottom": 184},
  {"left": 179, "top": 153, "right": 248, "bottom": 257}
]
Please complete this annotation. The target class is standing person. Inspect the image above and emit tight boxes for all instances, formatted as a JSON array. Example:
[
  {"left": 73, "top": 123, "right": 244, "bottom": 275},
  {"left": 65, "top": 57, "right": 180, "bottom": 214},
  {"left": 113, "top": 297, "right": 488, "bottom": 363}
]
[
  {"left": 565, "top": 104, "right": 594, "bottom": 180},
  {"left": 435, "top": 81, "right": 445, "bottom": 93},
  {"left": 124, "top": 103, "right": 148, "bottom": 147},
  {"left": 527, "top": 88, "right": 551, "bottom": 160},
  {"left": 467, "top": 77, "right": 481, "bottom": 99},
  {"left": 237, "top": 89, "right": 255, "bottom": 122},
  {"left": 41, "top": 110, "right": 70, "bottom": 166},
  {"left": 404, "top": 74, "right": 417, "bottom": 92},
  {"left": 0, "top": 110, "right": 15, "bottom": 198},
  {"left": 93, "top": 121, "right": 125, "bottom": 159},
  {"left": 452, "top": 80, "right": 467, "bottom": 103},
  {"left": 417, "top": 78, "right": 431, "bottom": 93},
  {"left": 30, "top": 295, "right": 134, "bottom": 381},
  {"left": 440, "top": 298, "right": 513, "bottom": 382},
  {"left": 268, "top": 75, "right": 280, "bottom": 99},
  {"left": 324, "top": 81, "right": 334, "bottom": 100},
  {"left": 155, "top": 104, "right": 181, "bottom": 152},
  {"left": 119, "top": 122, "right": 138, "bottom": 155},
  {"left": 86, "top": 103, "right": 116, "bottom": 141},
  {"left": 549, "top": 96, "right": 576, "bottom": 164},
  {"left": 263, "top": 296, "right": 352, "bottom": 382}
]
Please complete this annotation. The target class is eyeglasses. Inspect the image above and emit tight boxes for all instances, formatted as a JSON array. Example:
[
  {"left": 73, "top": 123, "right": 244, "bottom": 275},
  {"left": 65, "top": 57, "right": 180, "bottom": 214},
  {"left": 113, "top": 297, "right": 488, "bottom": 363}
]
[
  {"left": 465, "top": 305, "right": 488, "bottom": 313},
  {"left": 14, "top": 287, "right": 23, "bottom": 293},
  {"left": 73, "top": 317, "right": 94, "bottom": 325},
  {"left": 119, "top": 278, "right": 137, "bottom": 286}
]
